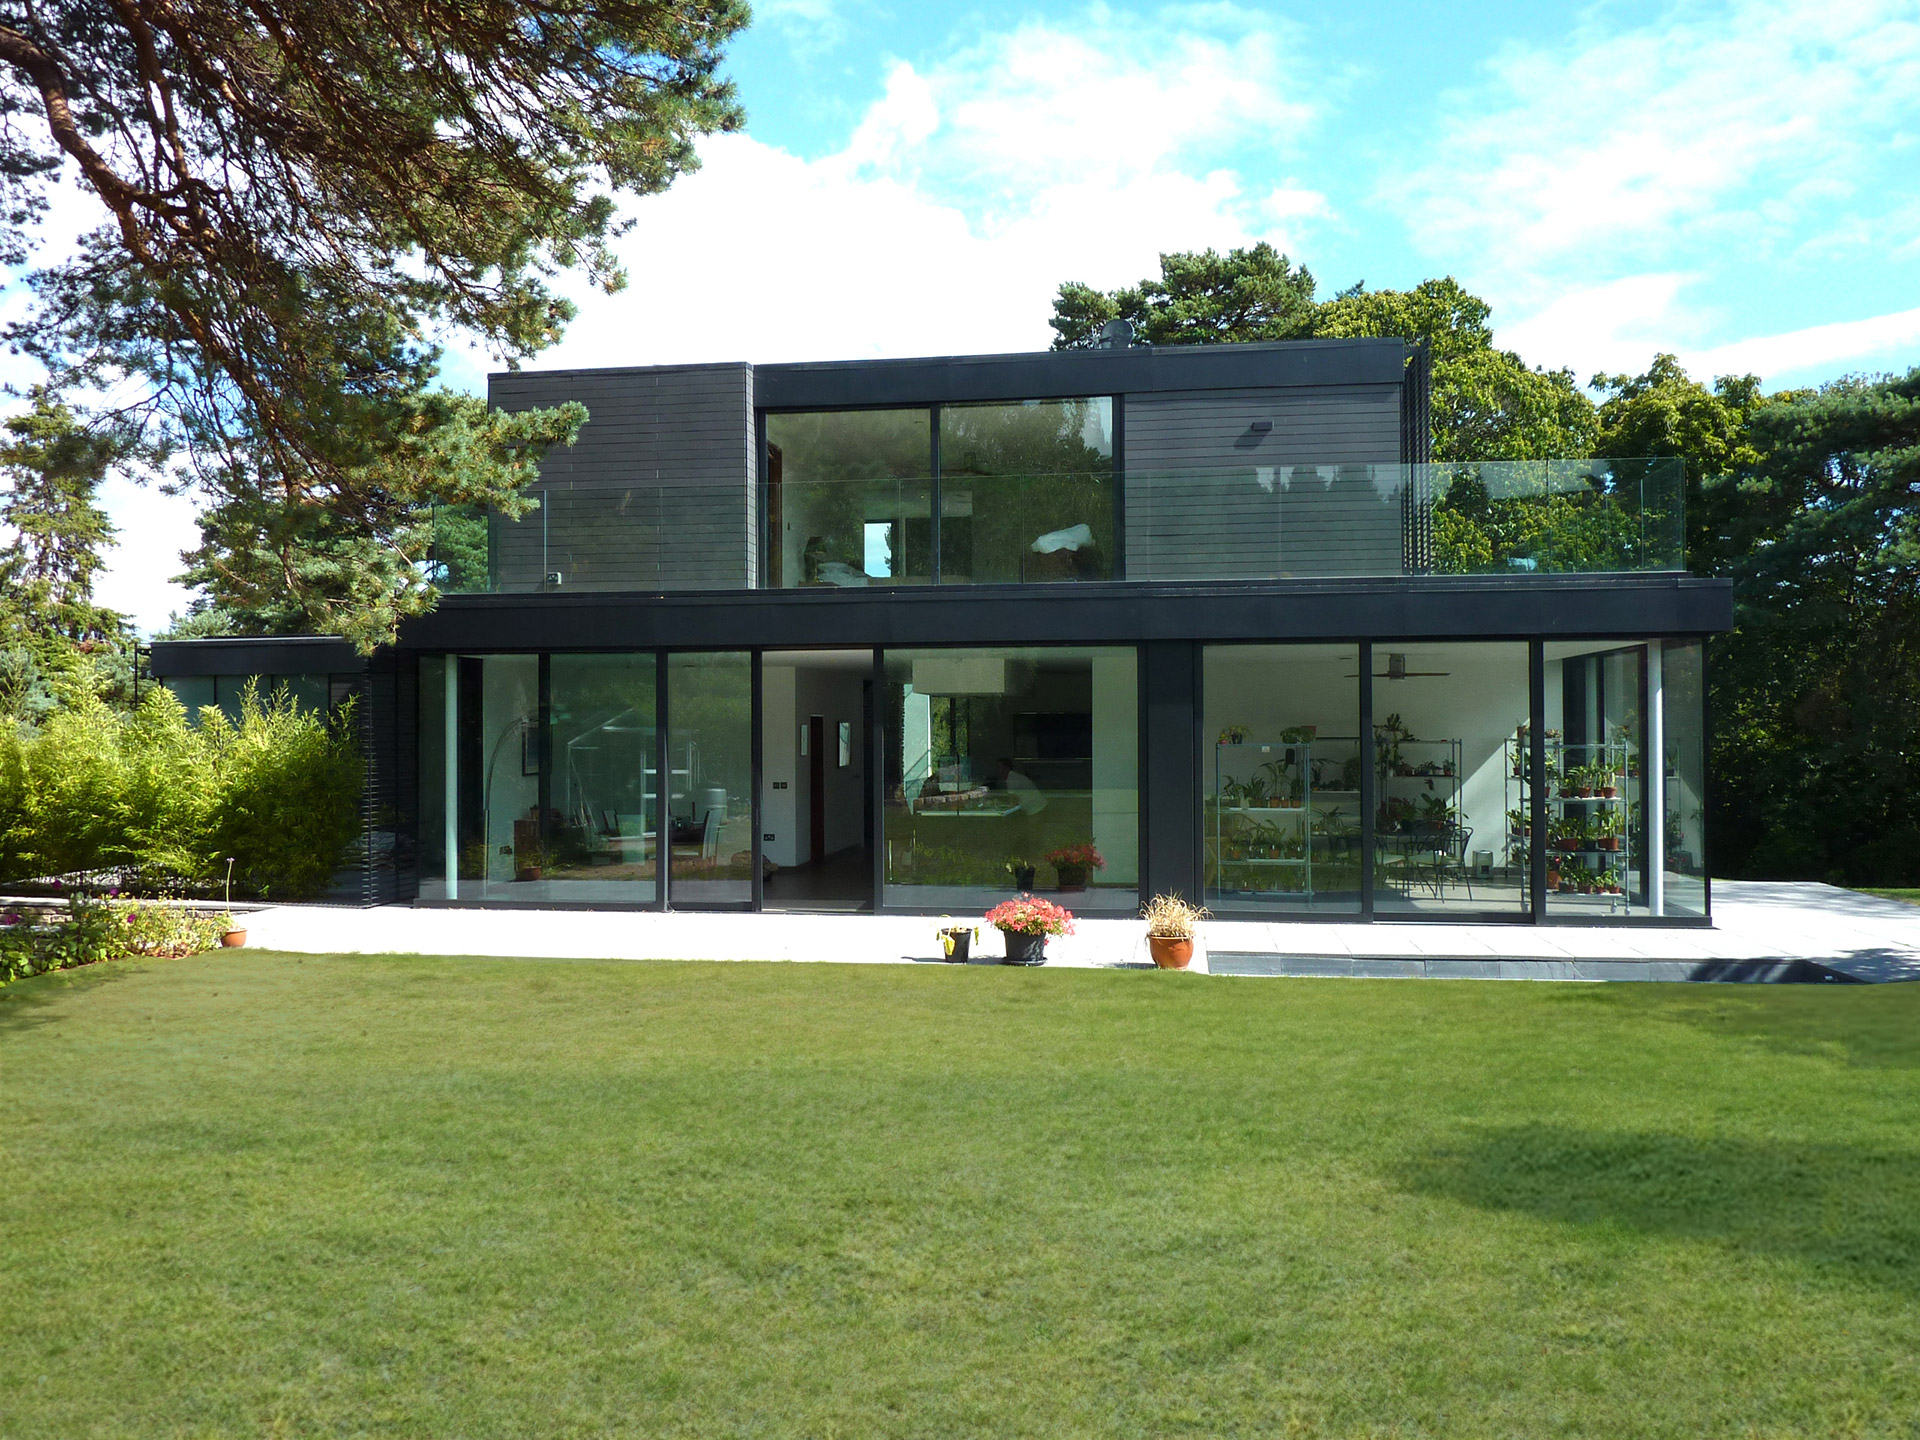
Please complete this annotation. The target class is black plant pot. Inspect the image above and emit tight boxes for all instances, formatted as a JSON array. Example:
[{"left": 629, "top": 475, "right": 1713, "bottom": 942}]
[
  {"left": 940, "top": 927, "right": 972, "bottom": 963},
  {"left": 1001, "top": 931, "right": 1047, "bottom": 965},
  {"left": 1012, "top": 865, "right": 1036, "bottom": 890}
]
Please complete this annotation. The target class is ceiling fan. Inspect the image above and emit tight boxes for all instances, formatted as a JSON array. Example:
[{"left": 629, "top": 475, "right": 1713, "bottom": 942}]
[{"left": 1346, "top": 652, "right": 1452, "bottom": 680}]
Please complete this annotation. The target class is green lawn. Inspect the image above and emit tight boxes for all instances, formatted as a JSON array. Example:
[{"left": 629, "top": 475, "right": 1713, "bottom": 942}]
[
  {"left": 5, "top": 955, "right": 1919, "bottom": 1438},
  {"left": 1860, "top": 887, "right": 1920, "bottom": 906}
]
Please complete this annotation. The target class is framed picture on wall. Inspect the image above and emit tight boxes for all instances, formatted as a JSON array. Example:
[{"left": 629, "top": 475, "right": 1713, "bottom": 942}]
[
  {"left": 838, "top": 721, "right": 852, "bottom": 767},
  {"left": 521, "top": 721, "right": 541, "bottom": 776}
]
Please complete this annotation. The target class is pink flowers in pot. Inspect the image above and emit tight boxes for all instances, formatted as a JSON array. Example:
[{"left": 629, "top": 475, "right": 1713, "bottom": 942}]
[
  {"left": 984, "top": 895, "right": 1076, "bottom": 937},
  {"left": 1044, "top": 843, "right": 1106, "bottom": 872}
]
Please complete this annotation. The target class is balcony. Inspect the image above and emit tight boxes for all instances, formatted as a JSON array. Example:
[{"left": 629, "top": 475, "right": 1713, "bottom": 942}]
[{"left": 431, "top": 457, "right": 1684, "bottom": 595}]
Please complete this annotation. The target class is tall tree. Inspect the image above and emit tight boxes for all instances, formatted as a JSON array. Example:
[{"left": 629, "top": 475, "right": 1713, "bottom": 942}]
[
  {"left": 1707, "top": 368, "right": 1920, "bottom": 884},
  {"left": 0, "top": 388, "right": 128, "bottom": 645},
  {"left": 1050, "top": 258, "right": 1595, "bottom": 460},
  {"left": 1591, "top": 354, "right": 1770, "bottom": 576},
  {"left": 0, "top": 0, "right": 746, "bottom": 646},
  {"left": 1050, "top": 244, "right": 1319, "bottom": 349},
  {"left": 1315, "top": 278, "right": 1595, "bottom": 461}
]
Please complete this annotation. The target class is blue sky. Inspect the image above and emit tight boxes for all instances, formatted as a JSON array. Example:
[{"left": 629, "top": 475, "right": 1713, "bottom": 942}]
[
  {"left": 52, "top": 0, "right": 1920, "bottom": 626},
  {"left": 466, "top": 0, "right": 1919, "bottom": 391}
]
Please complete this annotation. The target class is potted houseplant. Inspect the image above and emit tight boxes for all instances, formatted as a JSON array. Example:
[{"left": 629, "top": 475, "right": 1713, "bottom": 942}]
[
  {"left": 219, "top": 857, "right": 247, "bottom": 948},
  {"left": 1218, "top": 724, "right": 1249, "bottom": 745},
  {"left": 985, "top": 895, "right": 1074, "bottom": 965},
  {"left": 1005, "top": 857, "right": 1036, "bottom": 891},
  {"left": 1142, "top": 893, "right": 1209, "bottom": 970},
  {"left": 936, "top": 917, "right": 979, "bottom": 962},
  {"left": 1048, "top": 843, "right": 1105, "bottom": 892}
]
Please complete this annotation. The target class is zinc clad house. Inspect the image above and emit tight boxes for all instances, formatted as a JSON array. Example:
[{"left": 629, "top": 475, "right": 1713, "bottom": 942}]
[{"left": 150, "top": 336, "right": 1730, "bottom": 923}]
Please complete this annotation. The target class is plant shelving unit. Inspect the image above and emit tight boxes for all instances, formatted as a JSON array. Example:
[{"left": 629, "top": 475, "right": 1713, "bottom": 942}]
[
  {"left": 1373, "top": 727, "right": 1465, "bottom": 898},
  {"left": 1208, "top": 737, "right": 1363, "bottom": 902},
  {"left": 1505, "top": 734, "right": 1641, "bottom": 911}
]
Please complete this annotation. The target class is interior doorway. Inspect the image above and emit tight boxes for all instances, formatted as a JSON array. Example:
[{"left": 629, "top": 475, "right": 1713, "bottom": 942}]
[{"left": 761, "top": 650, "right": 875, "bottom": 911}]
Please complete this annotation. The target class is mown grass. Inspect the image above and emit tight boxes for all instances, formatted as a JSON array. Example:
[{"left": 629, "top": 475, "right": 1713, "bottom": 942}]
[
  {"left": 4, "top": 953, "right": 1918, "bottom": 1437},
  {"left": 1859, "top": 887, "right": 1920, "bottom": 906}
]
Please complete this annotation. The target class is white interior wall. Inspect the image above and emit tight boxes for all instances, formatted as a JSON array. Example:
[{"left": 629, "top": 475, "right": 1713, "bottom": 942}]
[
  {"left": 761, "top": 666, "right": 799, "bottom": 866},
  {"left": 1202, "top": 644, "right": 1361, "bottom": 751},
  {"left": 796, "top": 666, "right": 868, "bottom": 856},
  {"left": 762, "top": 659, "right": 869, "bottom": 865}
]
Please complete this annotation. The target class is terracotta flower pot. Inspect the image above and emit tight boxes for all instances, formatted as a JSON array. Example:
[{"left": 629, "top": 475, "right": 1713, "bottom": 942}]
[
  {"left": 1148, "top": 936, "right": 1193, "bottom": 970},
  {"left": 221, "top": 928, "right": 247, "bottom": 948}
]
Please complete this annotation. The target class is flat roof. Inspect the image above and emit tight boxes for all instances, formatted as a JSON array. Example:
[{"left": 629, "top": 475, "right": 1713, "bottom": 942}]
[{"left": 490, "top": 337, "right": 1415, "bottom": 410}]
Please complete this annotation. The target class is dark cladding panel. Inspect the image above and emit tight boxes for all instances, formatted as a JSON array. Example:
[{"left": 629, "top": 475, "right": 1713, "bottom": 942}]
[
  {"left": 1124, "top": 385, "right": 1406, "bottom": 580},
  {"left": 488, "top": 363, "right": 755, "bottom": 591}
]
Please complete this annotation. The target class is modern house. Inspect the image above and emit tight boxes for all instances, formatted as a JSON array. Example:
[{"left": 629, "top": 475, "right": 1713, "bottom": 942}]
[{"left": 151, "top": 336, "right": 1729, "bottom": 923}]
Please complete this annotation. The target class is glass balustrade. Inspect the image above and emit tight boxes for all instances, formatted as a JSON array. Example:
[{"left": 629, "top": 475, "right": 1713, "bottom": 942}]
[{"left": 428, "top": 457, "right": 1685, "bottom": 594}]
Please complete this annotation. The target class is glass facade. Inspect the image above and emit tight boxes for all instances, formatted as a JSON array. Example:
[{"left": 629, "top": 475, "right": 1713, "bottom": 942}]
[
  {"left": 937, "top": 400, "right": 1114, "bottom": 583},
  {"left": 767, "top": 400, "right": 1116, "bottom": 588},
  {"left": 164, "top": 672, "right": 335, "bottom": 723},
  {"left": 766, "top": 409, "right": 933, "bottom": 587},
  {"left": 408, "top": 635, "right": 1707, "bottom": 921},
  {"left": 1203, "top": 644, "right": 1363, "bottom": 913},
  {"left": 1543, "top": 641, "right": 1650, "bottom": 917},
  {"left": 547, "top": 654, "right": 657, "bottom": 904},
  {"left": 667, "top": 652, "right": 754, "bottom": 905},
  {"left": 881, "top": 646, "right": 1137, "bottom": 912},
  {"left": 1658, "top": 639, "right": 1709, "bottom": 918},
  {"left": 1372, "top": 643, "right": 1533, "bottom": 916}
]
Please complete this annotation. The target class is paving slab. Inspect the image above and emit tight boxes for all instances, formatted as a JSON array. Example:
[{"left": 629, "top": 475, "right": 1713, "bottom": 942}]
[{"left": 233, "top": 879, "right": 1920, "bottom": 983}]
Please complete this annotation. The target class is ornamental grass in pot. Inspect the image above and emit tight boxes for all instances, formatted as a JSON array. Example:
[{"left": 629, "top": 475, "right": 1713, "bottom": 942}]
[
  {"left": 1142, "top": 893, "right": 1209, "bottom": 970},
  {"left": 985, "top": 895, "right": 1074, "bottom": 965}
]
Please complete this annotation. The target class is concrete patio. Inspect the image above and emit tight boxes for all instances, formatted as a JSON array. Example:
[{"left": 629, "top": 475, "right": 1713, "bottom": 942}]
[{"left": 234, "top": 880, "right": 1920, "bottom": 983}]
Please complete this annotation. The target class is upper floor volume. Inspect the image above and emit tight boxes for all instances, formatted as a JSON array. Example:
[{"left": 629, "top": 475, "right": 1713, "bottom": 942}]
[{"left": 434, "top": 337, "right": 1684, "bottom": 596}]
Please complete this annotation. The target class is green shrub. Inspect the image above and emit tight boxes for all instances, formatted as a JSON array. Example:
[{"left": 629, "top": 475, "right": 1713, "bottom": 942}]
[
  {"left": 0, "top": 682, "right": 363, "bottom": 898},
  {"left": 0, "top": 897, "right": 233, "bottom": 985}
]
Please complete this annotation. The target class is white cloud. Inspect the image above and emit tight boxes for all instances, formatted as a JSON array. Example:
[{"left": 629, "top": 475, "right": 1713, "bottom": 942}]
[
  {"left": 507, "top": 4, "right": 1327, "bottom": 370},
  {"left": 752, "top": 0, "right": 851, "bottom": 51},
  {"left": 1498, "top": 274, "right": 1697, "bottom": 381},
  {"left": 1499, "top": 273, "right": 1920, "bottom": 390},
  {"left": 1684, "top": 304, "right": 1920, "bottom": 384},
  {"left": 91, "top": 477, "right": 201, "bottom": 634},
  {"left": 1391, "top": 0, "right": 1920, "bottom": 304}
]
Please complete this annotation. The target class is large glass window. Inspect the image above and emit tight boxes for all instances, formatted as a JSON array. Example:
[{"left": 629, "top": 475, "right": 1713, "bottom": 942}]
[
  {"left": 667, "top": 652, "right": 754, "bottom": 905},
  {"left": 443, "top": 654, "right": 542, "bottom": 903},
  {"left": 937, "top": 400, "right": 1114, "bottom": 583},
  {"left": 1658, "top": 640, "right": 1708, "bottom": 917},
  {"left": 766, "top": 409, "right": 932, "bottom": 588},
  {"left": 1372, "top": 644, "right": 1532, "bottom": 916},
  {"left": 1543, "top": 642, "right": 1650, "bottom": 917},
  {"left": 882, "top": 646, "right": 1137, "bottom": 912},
  {"left": 163, "top": 672, "right": 332, "bottom": 724},
  {"left": 546, "top": 654, "right": 657, "bottom": 904},
  {"left": 1203, "top": 645, "right": 1363, "bottom": 913},
  {"left": 419, "top": 657, "right": 450, "bottom": 899}
]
